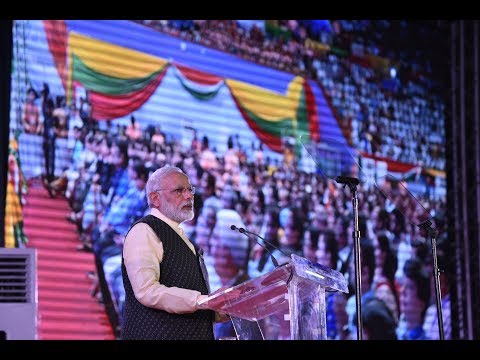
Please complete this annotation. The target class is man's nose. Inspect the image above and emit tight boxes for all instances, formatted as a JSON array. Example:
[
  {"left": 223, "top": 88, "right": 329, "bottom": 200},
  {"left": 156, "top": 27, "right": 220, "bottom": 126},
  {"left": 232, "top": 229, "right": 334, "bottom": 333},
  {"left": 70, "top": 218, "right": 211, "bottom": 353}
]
[{"left": 183, "top": 190, "right": 193, "bottom": 199}]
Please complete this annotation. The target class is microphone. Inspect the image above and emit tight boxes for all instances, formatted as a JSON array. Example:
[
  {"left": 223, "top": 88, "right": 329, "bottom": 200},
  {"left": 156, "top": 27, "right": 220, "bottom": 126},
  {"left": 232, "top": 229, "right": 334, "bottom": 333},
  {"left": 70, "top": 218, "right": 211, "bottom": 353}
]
[
  {"left": 335, "top": 176, "right": 359, "bottom": 186},
  {"left": 230, "top": 224, "right": 245, "bottom": 233},
  {"left": 231, "top": 225, "right": 285, "bottom": 268}
]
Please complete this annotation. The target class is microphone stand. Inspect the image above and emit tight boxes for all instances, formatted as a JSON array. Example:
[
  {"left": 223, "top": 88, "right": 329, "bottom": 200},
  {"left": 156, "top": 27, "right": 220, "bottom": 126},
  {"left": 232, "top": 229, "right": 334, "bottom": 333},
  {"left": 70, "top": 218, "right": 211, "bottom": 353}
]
[
  {"left": 335, "top": 176, "right": 363, "bottom": 341},
  {"left": 231, "top": 225, "right": 281, "bottom": 268},
  {"left": 418, "top": 219, "right": 445, "bottom": 340}
]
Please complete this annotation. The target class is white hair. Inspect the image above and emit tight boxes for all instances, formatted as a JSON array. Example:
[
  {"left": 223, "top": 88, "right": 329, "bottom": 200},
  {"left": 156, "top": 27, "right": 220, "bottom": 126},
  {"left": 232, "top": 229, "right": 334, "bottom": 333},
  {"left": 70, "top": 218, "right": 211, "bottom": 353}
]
[{"left": 146, "top": 165, "right": 185, "bottom": 207}]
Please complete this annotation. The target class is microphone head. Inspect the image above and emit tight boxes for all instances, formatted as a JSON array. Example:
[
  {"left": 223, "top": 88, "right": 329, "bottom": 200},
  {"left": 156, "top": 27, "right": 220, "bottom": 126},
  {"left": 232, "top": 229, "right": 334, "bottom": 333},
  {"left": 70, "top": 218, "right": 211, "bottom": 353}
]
[{"left": 230, "top": 225, "right": 237, "bottom": 230}]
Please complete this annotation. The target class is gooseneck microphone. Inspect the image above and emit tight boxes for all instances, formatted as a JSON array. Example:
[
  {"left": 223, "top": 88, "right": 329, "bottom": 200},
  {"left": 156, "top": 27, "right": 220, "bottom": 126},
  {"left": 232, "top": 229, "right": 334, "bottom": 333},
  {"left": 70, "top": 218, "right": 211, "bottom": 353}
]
[
  {"left": 230, "top": 224, "right": 245, "bottom": 233},
  {"left": 230, "top": 225, "right": 285, "bottom": 268}
]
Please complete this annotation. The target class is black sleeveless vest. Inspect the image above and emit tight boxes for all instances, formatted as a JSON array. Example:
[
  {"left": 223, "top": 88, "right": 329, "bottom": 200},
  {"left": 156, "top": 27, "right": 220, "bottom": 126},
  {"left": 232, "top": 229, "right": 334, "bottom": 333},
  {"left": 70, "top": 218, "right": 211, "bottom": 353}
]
[{"left": 121, "top": 215, "right": 215, "bottom": 340}]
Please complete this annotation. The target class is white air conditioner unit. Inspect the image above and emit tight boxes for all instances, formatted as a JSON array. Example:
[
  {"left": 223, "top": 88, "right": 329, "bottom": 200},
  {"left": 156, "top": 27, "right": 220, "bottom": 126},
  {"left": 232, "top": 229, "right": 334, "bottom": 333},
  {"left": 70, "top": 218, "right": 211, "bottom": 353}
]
[{"left": 0, "top": 247, "right": 38, "bottom": 340}]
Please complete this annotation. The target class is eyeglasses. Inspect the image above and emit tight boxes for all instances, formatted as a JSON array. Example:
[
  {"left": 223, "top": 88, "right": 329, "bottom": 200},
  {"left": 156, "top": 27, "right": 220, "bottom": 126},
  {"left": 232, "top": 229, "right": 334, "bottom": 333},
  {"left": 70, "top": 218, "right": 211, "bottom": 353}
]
[{"left": 155, "top": 186, "right": 196, "bottom": 196}]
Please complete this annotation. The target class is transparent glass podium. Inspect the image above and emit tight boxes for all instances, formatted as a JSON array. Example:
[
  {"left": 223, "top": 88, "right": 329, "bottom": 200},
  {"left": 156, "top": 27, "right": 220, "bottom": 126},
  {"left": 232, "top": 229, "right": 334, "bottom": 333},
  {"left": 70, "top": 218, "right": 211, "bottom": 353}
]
[{"left": 197, "top": 254, "right": 348, "bottom": 340}]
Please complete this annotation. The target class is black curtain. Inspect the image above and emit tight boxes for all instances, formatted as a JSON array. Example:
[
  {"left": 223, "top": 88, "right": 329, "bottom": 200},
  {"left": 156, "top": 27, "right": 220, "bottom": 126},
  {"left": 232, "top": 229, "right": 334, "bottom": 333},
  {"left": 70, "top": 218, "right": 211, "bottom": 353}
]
[{"left": 448, "top": 20, "right": 480, "bottom": 340}]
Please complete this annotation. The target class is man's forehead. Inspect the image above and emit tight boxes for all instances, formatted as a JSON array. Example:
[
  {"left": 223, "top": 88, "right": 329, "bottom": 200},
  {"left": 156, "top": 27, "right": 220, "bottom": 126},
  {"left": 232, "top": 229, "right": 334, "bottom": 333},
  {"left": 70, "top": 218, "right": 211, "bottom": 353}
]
[{"left": 166, "top": 172, "right": 189, "bottom": 183}]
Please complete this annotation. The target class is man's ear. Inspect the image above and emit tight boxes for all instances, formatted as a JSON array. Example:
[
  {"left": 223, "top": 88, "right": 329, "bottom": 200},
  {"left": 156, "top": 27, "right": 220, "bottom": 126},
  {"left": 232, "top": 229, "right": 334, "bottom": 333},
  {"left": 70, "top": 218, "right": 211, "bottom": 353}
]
[{"left": 149, "top": 191, "right": 160, "bottom": 207}]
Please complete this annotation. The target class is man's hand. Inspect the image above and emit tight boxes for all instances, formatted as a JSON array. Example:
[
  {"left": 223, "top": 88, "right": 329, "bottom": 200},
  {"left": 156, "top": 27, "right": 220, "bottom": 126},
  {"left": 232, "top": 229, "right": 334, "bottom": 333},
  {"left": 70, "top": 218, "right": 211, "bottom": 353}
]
[{"left": 195, "top": 294, "right": 209, "bottom": 310}]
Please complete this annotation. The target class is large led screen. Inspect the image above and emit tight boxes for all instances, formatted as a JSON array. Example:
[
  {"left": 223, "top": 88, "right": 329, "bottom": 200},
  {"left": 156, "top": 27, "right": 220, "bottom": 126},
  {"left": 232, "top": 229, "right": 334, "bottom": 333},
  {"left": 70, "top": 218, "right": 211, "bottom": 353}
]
[{"left": 5, "top": 20, "right": 449, "bottom": 340}]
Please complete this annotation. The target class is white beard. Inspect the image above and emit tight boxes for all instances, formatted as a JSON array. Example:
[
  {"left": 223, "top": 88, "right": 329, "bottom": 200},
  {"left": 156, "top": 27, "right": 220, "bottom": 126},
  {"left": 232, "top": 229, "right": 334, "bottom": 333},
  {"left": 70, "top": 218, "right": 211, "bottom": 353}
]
[{"left": 160, "top": 200, "right": 194, "bottom": 224}]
